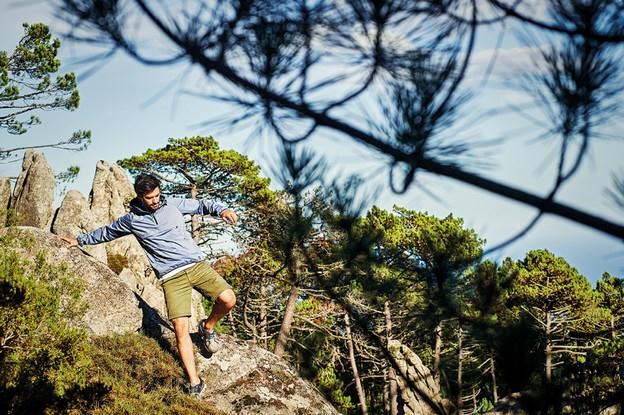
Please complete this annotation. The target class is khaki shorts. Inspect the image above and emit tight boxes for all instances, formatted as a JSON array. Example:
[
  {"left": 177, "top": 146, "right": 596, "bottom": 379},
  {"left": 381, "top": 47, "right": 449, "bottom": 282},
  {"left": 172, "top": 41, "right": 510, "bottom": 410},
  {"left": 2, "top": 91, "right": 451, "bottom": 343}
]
[{"left": 161, "top": 261, "right": 231, "bottom": 320}]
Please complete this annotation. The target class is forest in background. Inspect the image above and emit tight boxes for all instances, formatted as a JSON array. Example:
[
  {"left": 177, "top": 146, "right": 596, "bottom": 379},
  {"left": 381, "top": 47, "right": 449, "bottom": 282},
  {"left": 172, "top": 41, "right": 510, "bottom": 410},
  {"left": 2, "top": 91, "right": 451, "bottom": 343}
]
[{"left": 115, "top": 135, "right": 624, "bottom": 414}]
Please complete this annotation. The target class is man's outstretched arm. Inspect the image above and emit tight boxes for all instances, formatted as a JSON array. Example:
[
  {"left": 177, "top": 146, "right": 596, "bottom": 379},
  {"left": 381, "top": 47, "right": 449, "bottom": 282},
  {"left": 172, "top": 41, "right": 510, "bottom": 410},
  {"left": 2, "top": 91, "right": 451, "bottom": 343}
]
[
  {"left": 59, "top": 215, "right": 133, "bottom": 247},
  {"left": 168, "top": 198, "right": 237, "bottom": 225}
]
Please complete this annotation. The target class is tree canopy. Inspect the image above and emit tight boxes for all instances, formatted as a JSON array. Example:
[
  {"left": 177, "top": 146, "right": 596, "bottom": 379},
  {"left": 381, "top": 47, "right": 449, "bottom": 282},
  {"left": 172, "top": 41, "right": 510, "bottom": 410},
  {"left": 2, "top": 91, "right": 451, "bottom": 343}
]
[
  {"left": 118, "top": 136, "right": 276, "bottom": 248},
  {"left": 0, "top": 22, "right": 90, "bottom": 173},
  {"left": 55, "top": 0, "right": 624, "bottom": 241},
  {"left": 1, "top": 23, "right": 79, "bottom": 135}
]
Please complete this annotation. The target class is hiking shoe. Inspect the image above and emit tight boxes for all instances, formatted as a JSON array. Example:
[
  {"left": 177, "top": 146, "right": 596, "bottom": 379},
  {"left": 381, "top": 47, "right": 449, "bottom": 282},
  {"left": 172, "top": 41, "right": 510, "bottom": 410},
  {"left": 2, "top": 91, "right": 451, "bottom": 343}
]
[
  {"left": 187, "top": 378, "right": 205, "bottom": 398},
  {"left": 198, "top": 319, "right": 221, "bottom": 353}
]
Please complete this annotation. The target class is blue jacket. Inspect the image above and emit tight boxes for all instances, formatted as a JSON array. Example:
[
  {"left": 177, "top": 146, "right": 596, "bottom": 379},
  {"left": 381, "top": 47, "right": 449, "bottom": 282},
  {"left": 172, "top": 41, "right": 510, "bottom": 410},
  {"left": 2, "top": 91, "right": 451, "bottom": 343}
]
[{"left": 77, "top": 196, "right": 228, "bottom": 278}]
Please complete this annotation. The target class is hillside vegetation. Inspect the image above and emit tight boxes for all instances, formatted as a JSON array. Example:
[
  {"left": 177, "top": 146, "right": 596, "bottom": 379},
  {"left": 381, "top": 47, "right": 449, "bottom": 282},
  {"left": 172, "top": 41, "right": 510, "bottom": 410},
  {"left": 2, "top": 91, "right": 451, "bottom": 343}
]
[{"left": 0, "top": 229, "right": 220, "bottom": 415}]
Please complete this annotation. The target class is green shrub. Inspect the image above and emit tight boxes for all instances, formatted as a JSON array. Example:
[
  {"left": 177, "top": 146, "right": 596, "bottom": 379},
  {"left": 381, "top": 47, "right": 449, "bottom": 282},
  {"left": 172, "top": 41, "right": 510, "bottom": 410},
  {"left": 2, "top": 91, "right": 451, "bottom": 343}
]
[{"left": 0, "top": 232, "right": 92, "bottom": 414}]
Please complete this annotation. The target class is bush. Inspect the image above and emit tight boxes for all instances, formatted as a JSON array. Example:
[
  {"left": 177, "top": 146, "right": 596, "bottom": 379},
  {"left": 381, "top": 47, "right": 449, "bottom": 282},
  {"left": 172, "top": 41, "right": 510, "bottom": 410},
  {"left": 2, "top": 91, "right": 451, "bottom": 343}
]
[{"left": 0, "top": 231, "right": 92, "bottom": 414}]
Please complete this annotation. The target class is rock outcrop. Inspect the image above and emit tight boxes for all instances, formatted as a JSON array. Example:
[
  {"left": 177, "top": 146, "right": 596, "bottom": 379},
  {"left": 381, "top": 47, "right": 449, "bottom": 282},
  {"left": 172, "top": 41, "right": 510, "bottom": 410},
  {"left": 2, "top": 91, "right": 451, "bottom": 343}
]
[
  {"left": 88, "top": 161, "right": 153, "bottom": 284},
  {"left": 2, "top": 225, "right": 338, "bottom": 415},
  {"left": 0, "top": 227, "right": 143, "bottom": 335},
  {"left": 9, "top": 150, "right": 55, "bottom": 228},
  {"left": 389, "top": 339, "right": 450, "bottom": 415},
  {"left": 52, "top": 189, "right": 108, "bottom": 263},
  {"left": 89, "top": 160, "right": 136, "bottom": 225},
  {"left": 196, "top": 335, "right": 340, "bottom": 415},
  {"left": 0, "top": 177, "right": 10, "bottom": 227}
]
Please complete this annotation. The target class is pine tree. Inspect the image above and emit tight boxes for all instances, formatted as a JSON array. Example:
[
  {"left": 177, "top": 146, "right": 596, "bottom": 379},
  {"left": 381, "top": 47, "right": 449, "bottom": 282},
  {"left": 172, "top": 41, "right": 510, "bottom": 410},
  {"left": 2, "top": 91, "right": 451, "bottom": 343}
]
[{"left": 1, "top": 23, "right": 90, "bottom": 160}]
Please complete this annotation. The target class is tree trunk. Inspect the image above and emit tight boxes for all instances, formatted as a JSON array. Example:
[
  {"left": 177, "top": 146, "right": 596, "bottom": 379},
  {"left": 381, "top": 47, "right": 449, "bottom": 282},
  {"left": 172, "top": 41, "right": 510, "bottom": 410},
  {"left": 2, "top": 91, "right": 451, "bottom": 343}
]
[
  {"left": 457, "top": 325, "right": 463, "bottom": 412},
  {"left": 368, "top": 388, "right": 376, "bottom": 415},
  {"left": 345, "top": 313, "right": 368, "bottom": 415},
  {"left": 190, "top": 184, "right": 200, "bottom": 242},
  {"left": 274, "top": 282, "right": 298, "bottom": 357},
  {"left": 611, "top": 315, "right": 616, "bottom": 340},
  {"left": 433, "top": 321, "right": 443, "bottom": 389},
  {"left": 242, "top": 296, "right": 258, "bottom": 342},
  {"left": 383, "top": 371, "right": 390, "bottom": 414},
  {"left": 384, "top": 301, "right": 398, "bottom": 415},
  {"left": 472, "top": 386, "right": 478, "bottom": 412},
  {"left": 227, "top": 311, "right": 237, "bottom": 338},
  {"left": 260, "top": 284, "right": 269, "bottom": 348},
  {"left": 545, "top": 311, "right": 552, "bottom": 384},
  {"left": 490, "top": 352, "right": 498, "bottom": 403}
]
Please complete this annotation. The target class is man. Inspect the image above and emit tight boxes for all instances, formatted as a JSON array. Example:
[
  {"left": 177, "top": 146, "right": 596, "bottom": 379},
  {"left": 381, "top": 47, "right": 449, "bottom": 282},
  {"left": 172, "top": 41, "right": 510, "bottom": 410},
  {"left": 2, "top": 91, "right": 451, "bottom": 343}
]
[{"left": 60, "top": 173, "right": 237, "bottom": 398}]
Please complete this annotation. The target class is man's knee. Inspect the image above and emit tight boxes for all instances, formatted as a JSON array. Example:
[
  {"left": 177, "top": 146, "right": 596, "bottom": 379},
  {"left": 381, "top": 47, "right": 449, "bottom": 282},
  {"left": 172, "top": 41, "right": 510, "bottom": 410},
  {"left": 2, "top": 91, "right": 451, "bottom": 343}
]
[
  {"left": 171, "top": 317, "right": 190, "bottom": 337},
  {"left": 218, "top": 288, "right": 236, "bottom": 310}
]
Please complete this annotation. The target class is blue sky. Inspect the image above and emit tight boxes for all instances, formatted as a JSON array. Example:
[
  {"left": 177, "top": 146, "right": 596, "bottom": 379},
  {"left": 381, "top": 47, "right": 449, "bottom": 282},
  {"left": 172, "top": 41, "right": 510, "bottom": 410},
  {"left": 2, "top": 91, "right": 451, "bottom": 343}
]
[{"left": 1, "top": 1, "right": 622, "bottom": 283}]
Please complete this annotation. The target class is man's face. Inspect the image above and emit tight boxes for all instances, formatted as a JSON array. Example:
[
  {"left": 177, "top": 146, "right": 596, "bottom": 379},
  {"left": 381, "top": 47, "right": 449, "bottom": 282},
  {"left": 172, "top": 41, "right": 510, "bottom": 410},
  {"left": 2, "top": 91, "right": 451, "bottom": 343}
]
[{"left": 140, "top": 187, "right": 161, "bottom": 211}]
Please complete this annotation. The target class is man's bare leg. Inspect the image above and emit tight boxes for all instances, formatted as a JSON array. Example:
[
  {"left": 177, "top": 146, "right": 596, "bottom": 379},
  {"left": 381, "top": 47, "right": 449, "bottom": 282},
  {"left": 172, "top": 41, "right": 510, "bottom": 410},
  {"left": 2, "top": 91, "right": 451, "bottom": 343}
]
[
  {"left": 203, "top": 289, "right": 236, "bottom": 331},
  {"left": 172, "top": 316, "right": 200, "bottom": 385}
]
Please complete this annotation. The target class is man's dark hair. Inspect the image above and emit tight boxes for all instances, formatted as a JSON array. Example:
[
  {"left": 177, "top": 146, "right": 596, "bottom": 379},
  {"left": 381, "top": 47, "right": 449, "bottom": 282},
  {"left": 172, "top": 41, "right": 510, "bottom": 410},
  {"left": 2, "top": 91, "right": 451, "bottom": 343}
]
[{"left": 134, "top": 173, "right": 161, "bottom": 196}]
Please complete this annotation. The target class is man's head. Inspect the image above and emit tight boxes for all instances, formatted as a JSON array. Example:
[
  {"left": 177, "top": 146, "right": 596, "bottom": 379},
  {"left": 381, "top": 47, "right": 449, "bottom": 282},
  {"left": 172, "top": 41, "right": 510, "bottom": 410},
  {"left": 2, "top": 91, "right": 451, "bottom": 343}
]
[{"left": 134, "top": 173, "right": 161, "bottom": 211}]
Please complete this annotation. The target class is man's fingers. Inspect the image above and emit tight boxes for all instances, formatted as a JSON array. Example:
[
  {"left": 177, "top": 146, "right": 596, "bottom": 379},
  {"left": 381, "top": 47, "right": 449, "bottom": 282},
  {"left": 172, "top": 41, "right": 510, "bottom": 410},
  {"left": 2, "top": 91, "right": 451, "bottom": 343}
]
[
  {"left": 58, "top": 235, "right": 78, "bottom": 247},
  {"left": 221, "top": 210, "right": 238, "bottom": 225}
]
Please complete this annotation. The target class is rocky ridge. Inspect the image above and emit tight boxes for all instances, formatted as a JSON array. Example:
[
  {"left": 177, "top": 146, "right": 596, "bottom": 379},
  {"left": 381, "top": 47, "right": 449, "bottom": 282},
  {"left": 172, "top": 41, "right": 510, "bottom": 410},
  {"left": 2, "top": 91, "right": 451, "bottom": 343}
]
[{"left": 0, "top": 150, "right": 339, "bottom": 415}]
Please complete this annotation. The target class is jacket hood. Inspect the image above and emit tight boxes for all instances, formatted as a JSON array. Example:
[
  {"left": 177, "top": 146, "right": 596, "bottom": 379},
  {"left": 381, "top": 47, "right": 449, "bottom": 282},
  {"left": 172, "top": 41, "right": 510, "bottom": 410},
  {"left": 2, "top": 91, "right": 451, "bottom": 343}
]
[{"left": 129, "top": 196, "right": 167, "bottom": 215}]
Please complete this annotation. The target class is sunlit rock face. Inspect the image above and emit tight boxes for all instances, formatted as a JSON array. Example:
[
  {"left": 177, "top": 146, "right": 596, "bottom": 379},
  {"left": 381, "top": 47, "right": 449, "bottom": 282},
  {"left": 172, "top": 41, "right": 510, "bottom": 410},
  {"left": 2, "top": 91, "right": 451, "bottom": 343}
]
[
  {"left": 10, "top": 150, "right": 55, "bottom": 229},
  {"left": 0, "top": 177, "right": 11, "bottom": 227},
  {"left": 52, "top": 189, "right": 108, "bottom": 264},
  {"left": 0, "top": 226, "right": 143, "bottom": 335}
]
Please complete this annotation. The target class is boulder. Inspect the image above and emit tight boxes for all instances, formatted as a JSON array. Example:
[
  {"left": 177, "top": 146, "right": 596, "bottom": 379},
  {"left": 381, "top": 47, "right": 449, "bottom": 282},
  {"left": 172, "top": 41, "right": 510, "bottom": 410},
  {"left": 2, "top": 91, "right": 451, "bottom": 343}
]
[
  {"left": 118, "top": 268, "right": 142, "bottom": 292},
  {"left": 88, "top": 161, "right": 154, "bottom": 283},
  {"left": 0, "top": 177, "right": 10, "bottom": 227},
  {"left": 9, "top": 150, "right": 55, "bottom": 228},
  {"left": 89, "top": 160, "right": 135, "bottom": 225},
  {"left": 195, "top": 336, "right": 339, "bottom": 415},
  {"left": 0, "top": 227, "right": 143, "bottom": 335},
  {"left": 51, "top": 189, "right": 108, "bottom": 264},
  {"left": 389, "top": 339, "right": 449, "bottom": 415}
]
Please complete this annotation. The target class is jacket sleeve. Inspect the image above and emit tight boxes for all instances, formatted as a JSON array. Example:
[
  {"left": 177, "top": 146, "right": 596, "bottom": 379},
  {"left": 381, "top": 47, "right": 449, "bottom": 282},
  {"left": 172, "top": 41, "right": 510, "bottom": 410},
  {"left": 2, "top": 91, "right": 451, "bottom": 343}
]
[
  {"left": 168, "top": 197, "right": 229, "bottom": 216},
  {"left": 76, "top": 214, "right": 133, "bottom": 246}
]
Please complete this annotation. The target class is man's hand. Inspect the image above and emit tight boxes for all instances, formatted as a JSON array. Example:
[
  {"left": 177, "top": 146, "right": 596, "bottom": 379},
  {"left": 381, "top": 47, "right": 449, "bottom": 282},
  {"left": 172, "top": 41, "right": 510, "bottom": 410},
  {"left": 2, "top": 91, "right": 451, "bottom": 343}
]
[
  {"left": 58, "top": 235, "right": 79, "bottom": 248},
  {"left": 220, "top": 209, "right": 238, "bottom": 225}
]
